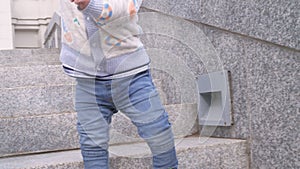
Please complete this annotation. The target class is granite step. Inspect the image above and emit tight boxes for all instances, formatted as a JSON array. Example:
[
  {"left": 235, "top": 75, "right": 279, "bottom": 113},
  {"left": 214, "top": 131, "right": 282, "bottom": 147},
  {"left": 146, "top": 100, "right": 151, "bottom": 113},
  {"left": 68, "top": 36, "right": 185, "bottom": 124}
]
[
  {"left": 0, "top": 136, "right": 249, "bottom": 169},
  {"left": 0, "top": 113, "right": 79, "bottom": 158},
  {"left": 0, "top": 64, "right": 72, "bottom": 89},
  {"left": 0, "top": 104, "right": 197, "bottom": 158},
  {"left": 0, "top": 49, "right": 198, "bottom": 158},
  {"left": 0, "top": 49, "right": 71, "bottom": 90},
  {"left": 0, "top": 49, "right": 78, "bottom": 157},
  {"left": 0, "top": 84, "right": 74, "bottom": 118},
  {"left": 0, "top": 49, "right": 74, "bottom": 118},
  {"left": 0, "top": 48, "right": 60, "bottom": 67}
]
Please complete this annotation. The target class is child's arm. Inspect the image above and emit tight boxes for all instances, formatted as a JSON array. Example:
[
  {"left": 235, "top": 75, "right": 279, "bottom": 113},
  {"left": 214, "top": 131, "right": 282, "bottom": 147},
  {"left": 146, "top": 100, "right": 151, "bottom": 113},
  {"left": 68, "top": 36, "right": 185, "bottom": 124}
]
[{"left": 71, "top": 0, "right": 144, "bottom": 22}]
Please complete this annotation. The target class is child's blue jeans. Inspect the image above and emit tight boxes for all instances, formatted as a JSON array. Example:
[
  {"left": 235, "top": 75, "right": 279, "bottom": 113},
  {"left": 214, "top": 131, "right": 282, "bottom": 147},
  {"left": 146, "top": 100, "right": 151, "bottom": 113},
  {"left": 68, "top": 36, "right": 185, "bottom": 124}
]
[{"left": 75, "top": 70, "right": 178, "bottom": 169}]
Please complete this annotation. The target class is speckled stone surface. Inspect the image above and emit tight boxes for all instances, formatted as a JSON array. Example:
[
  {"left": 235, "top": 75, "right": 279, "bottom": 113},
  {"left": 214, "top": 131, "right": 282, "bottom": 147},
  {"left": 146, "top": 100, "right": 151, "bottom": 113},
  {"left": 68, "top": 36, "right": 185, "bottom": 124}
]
[
  {"left": 0, "top": 49, "right": 60, "bottom": 67},
  {"left": 176, "top": 137, "right": 248, "bottom": 169},
  {"left": 0, "top": 49, "right": 79, "bottom": 157},
  {"left": 140, "top": 24, "right": 249, "bottom": 139},
  {"left": 196, "top": 23, "right": 250, "bottom": 139},
  {"left": 0, "top": 65, "right": 73, "bottom": 89},
  {"left": 0, "top": 48, "right": 199, "bottom": 156},
  {"left": 139, "top": 7, "right": 299, "bottom": 168},
  {"left": 0, "top": 113, "right": 79, "bottom": 157},
  {"left": 0, "top": 136, "right": 248, "bottom": 169},
  {"left": 245, "top": 40, "right": 300, "bottom": 168},
  {"left": 0, "top": 53, "right": 74, "bottom": 118},
  {"left": 199, "top": 23, "right": 299, "bottom": 168},
  {"left": 0, "top": 85, "right": 74, "bottom": 118},
  {"left": 0, "top": 48, "right": 60, "bottom": 58},
  {"left": 110, "top": 137, "right": 249, "bottom": 169},
  {"left": 139, "top": 12, "right": 223, "bottom": 74},
  {"left": 141, "top": 0, "right": 300, "bottom": 50},
  {"left": 1, "top": 6, "right": 299, "bottom": 167},
  {"left": 0, "top": 150, "right": 83, "bottom": 169},
  {"left": 138, "top": 13, "right": 223, "bottom": 139},
  {"left": 152, "top": 72, "right": 181, "bottom": 105}
]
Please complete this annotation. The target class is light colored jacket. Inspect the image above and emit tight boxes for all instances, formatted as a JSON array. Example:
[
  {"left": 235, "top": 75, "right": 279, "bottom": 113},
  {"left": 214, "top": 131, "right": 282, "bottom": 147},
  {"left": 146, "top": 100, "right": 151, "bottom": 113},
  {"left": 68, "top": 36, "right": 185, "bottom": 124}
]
[{"left": 59, "top": 0, "right": 149, "bottom": 78}]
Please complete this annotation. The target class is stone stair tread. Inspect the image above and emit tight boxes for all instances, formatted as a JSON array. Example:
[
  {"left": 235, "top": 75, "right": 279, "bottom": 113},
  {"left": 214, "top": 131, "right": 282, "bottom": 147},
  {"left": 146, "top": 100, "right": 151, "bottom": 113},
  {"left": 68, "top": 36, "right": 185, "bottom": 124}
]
[{"left": 0, "top": 136, "right": 248, "bottom": 169}]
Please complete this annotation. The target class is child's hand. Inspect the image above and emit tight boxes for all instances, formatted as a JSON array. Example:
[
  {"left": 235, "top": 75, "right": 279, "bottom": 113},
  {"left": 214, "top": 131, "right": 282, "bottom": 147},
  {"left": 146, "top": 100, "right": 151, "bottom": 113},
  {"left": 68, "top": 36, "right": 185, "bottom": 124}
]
[{"left": 70, "top": 0, "right": 90, "bottom": 10}]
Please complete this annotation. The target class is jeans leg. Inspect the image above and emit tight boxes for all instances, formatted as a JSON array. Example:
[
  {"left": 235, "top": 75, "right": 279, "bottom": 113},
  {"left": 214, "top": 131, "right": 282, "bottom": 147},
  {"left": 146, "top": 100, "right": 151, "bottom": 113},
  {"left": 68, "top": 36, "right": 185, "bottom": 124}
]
[
  {"left": 113, "top": 70, "right": 178, "bottom": 169},
  {"left": 134, "top": 113, "right": 178, "bottom": 169},
  {"left": 75, "top": 78, "right": 116, "bottom": 169},
  {"left": 77, "top": 123, "right": 109, "bottom": 169},
  {"left": 153, "top": 147, "right": 178, "bottom": 169}
]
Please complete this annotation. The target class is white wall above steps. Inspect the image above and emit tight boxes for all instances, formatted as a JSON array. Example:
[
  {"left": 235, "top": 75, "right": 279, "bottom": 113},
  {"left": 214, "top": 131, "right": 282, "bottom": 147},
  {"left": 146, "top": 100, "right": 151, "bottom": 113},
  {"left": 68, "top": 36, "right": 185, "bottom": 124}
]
[
  {"left": 0, "top": 0, "right": 59, "bottom": 49},
  {"left": 0, "top": 0, "right": 13, "bottom": 50}
]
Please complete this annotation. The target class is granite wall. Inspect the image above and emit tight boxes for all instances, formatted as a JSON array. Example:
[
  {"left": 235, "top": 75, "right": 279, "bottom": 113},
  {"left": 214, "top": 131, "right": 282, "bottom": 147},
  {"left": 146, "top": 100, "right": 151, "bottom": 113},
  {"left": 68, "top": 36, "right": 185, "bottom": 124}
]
[{"left": 140, "top": 0, "right": 299, "bottom": 168}]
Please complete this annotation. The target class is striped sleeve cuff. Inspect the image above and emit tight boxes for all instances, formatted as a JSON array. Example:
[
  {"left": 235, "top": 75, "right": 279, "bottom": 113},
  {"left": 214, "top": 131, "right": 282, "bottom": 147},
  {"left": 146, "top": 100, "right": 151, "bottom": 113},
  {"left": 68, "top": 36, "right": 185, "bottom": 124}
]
[{"left": 80, "top": 0, "right": 104, "bottom": 19}]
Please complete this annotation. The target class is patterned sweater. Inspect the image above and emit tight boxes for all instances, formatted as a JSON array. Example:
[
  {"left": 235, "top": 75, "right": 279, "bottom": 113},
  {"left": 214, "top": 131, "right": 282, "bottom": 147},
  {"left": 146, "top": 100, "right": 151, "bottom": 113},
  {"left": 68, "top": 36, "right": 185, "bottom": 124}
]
[{"left": 59, "top": 0, "right": 149, "bottom": 79}]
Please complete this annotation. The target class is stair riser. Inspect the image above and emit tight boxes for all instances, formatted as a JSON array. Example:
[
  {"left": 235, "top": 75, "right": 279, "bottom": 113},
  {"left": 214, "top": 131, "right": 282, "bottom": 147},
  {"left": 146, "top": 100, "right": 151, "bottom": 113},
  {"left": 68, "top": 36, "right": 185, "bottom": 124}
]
[
  {"left": 0, "top": 139, "right": 248, "bottom": 169},
  {"left": 0, "top": 113, "right": 79, "bottom": 157},
  {"left": 0, "top": 49, "right": 199, "bottom": 157},
  {"left": 177, "top": 142, "right": 249, "bottom": 169},
  {"left": 0, "top": 104, "right": 198, "bottom": 157},
  {"left": 0, "top": 54, "right": 60, "bottom": 67},
  {"left": 110, "top": 142, "right": 248, "bottom": 169},
  {"left": 0, "top": 49, "right": 60, "bottom": 67},
  {"left": 0, "top": 85, "right": 74, "bottom": 118},
  {"left": 0, "top": 65, "right": 72, "bottom": 89}
]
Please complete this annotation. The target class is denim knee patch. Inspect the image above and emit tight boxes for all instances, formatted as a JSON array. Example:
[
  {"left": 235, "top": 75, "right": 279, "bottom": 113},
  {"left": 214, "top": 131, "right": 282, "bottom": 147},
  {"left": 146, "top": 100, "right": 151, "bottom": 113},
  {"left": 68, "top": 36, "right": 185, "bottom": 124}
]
[
  {"left": 77, "top": 122, "right": 109, "bottom": 150},
  {"left": 133, "top": 112, "right": 171, "bottom": 138},
  {"left": 133, "top": 112, "right": 175, "bottom": 156},
  {"left": 145, "top": 127, "right": 175, "bottom": 156}
]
